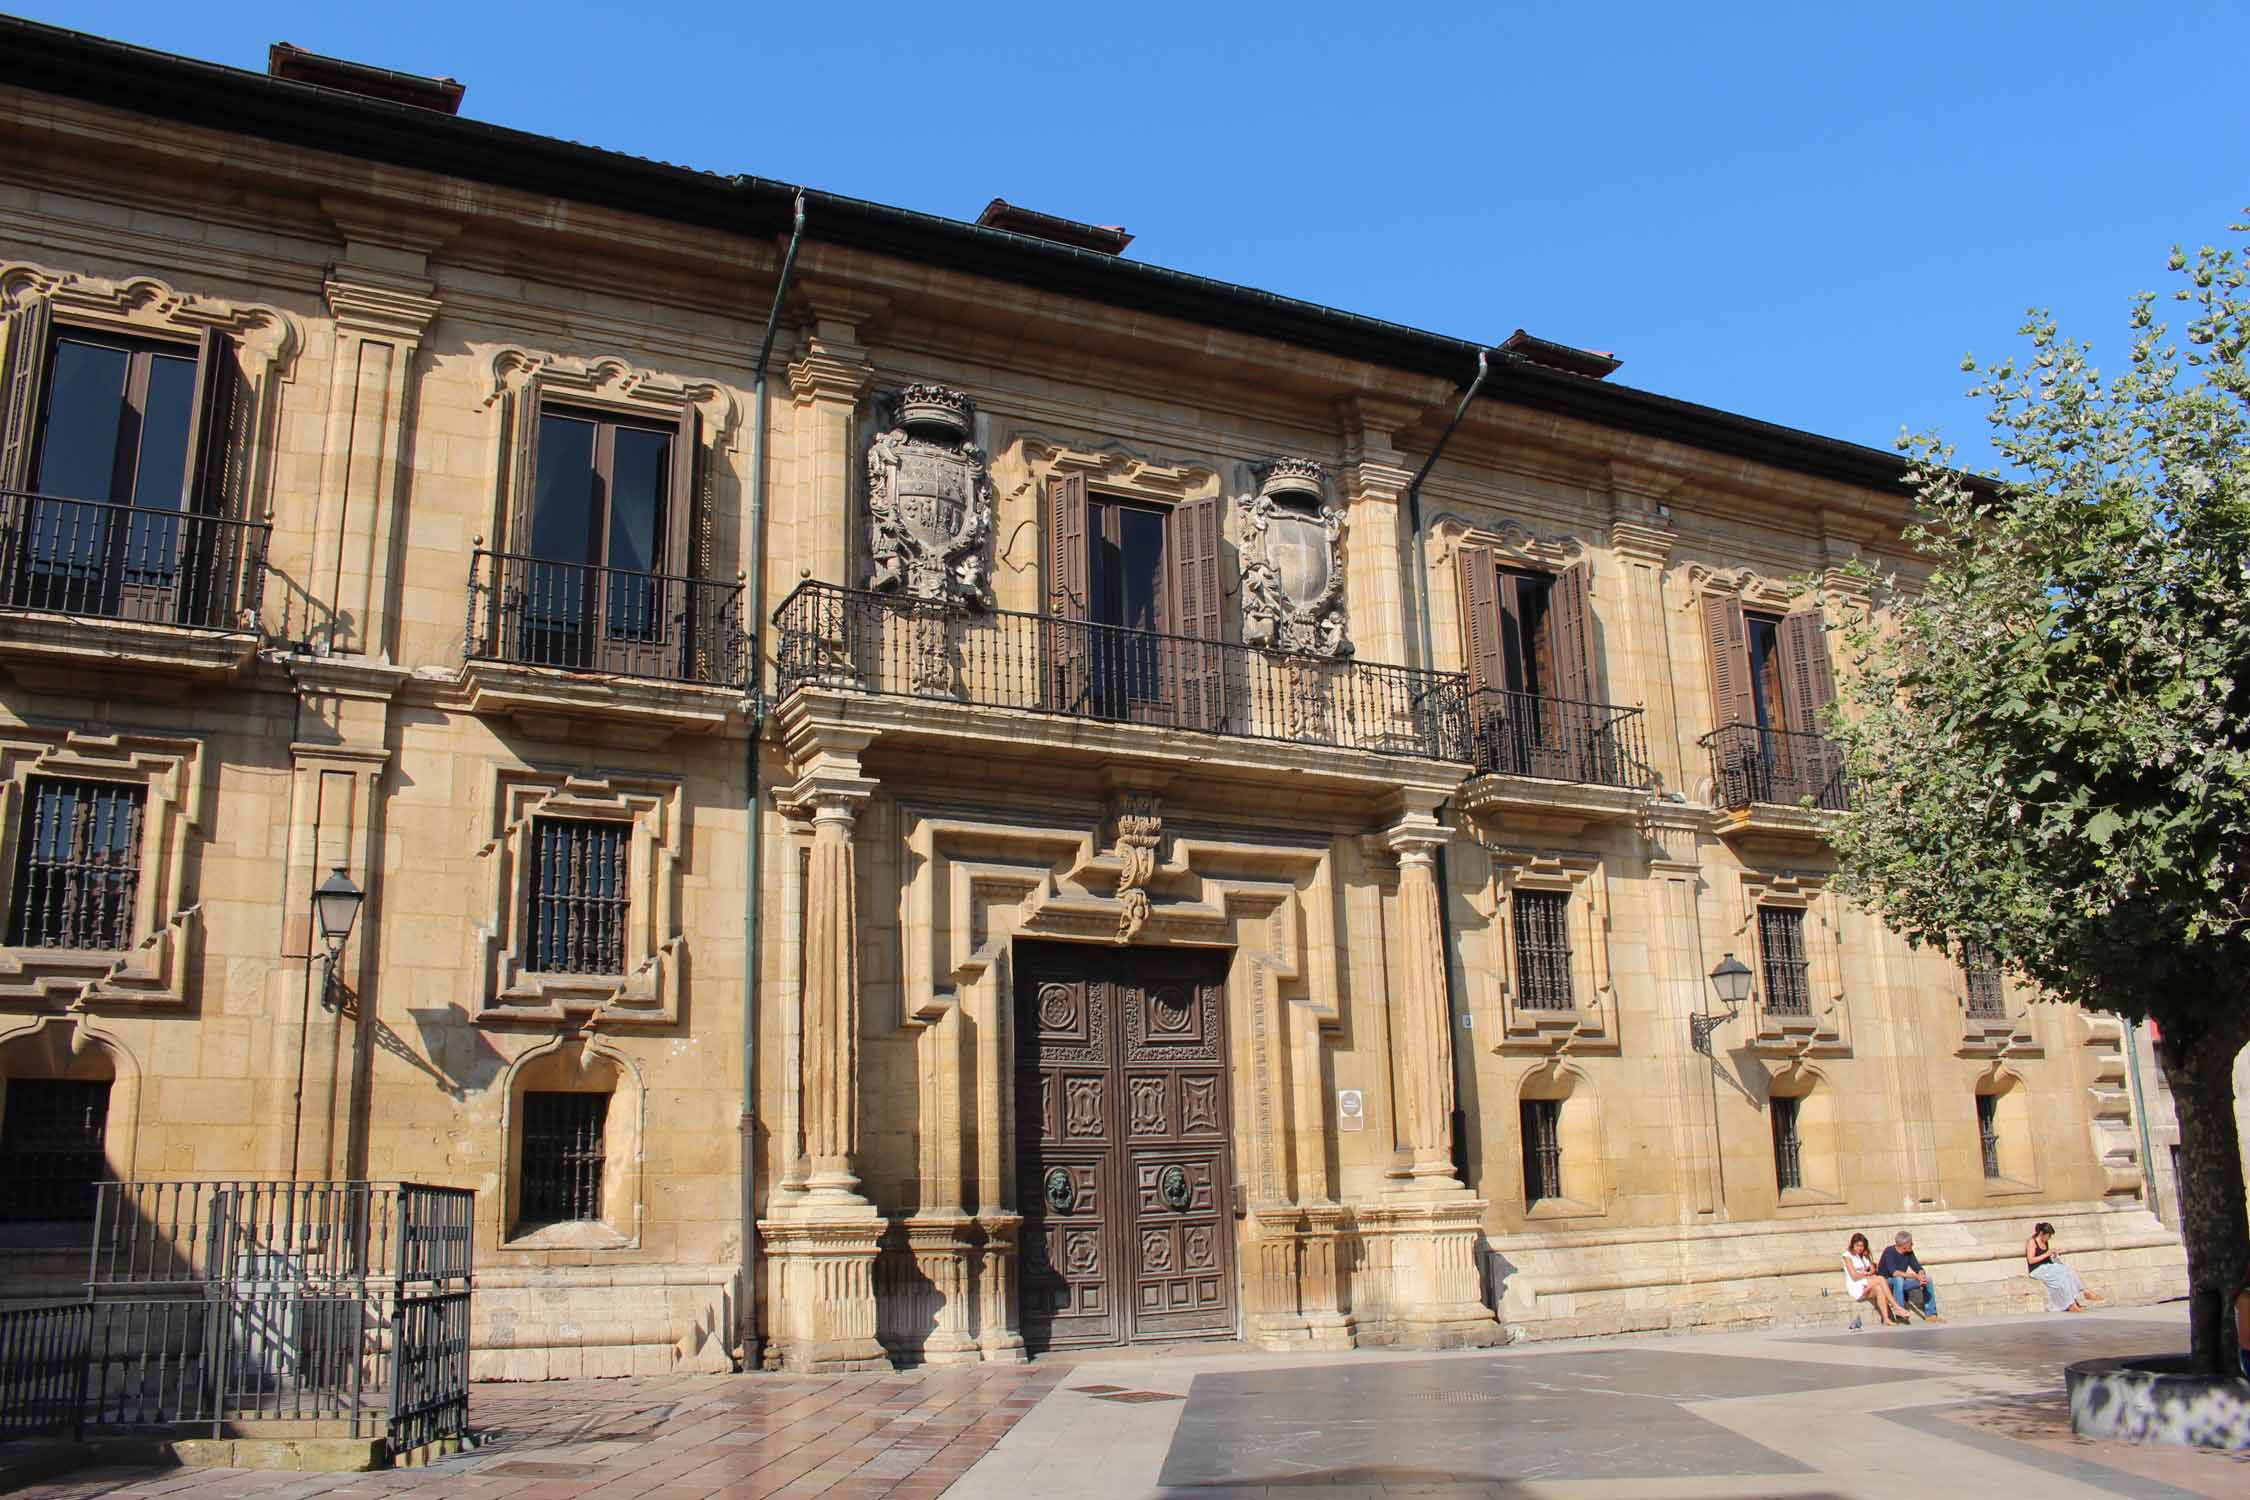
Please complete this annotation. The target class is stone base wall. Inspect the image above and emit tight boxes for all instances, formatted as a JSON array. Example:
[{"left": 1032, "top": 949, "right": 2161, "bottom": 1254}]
[
  {"left": 467, "top": 1263, "right": 740, "bottom": 1381},
  {"left": 1486, "top": 1202, "right": 2186, "bottom": 1341}
]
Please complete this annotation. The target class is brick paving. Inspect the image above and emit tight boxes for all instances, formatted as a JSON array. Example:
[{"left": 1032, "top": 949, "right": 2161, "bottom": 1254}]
[{"left": 13, "top": 1364, "right": 1067, "bottom": 1500}]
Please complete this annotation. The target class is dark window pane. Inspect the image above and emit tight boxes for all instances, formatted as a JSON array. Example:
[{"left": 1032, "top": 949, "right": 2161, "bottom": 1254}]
[
  {"left": 0, "top": 1078, "right": 111, "bottom": 1222},
  {"left": 527, "top": 817, "right": 628, "bottom": 975},
  {"left": 1746, "top": 615, "right": 1785, "bottom": 730},
  {"left": 7, "top": 778, "right": 144, "bottom": 951},
  {"left": 1771, "top": 1095, "right": 1803, "bottom": 1192},
  {"left": 1504, "top": 573, "right": 1553, "bottom": 698},
  {"left": 1512, "top": 890, "right": 1574, "bottom": 1009},
  {"left": 34, "top": 339, "right": 130, "bottom": 502},
  {"left": 519, "top": 1090, "right": 607, "bottom": 1227},
  {"left": 129, "top": 352, "right": 198, "bottom": 512},
  {"left": 1521, "top": 1098, "right": 1562, "bottom": 1204},
  {"left": 529, "top": 414, "right": 598, "bottom": 564},
  {"left": 1758, "top": 906, "right": 1811, "bottom": 1015},
  {"left": 606, "top": 426, "right": 669, "bottom": 574}
]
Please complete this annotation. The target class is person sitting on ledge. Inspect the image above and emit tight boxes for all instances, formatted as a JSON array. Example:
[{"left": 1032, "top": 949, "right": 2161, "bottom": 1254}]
[
  {"left": 1845, "top": 1232, "right": 1912, "bottom": 1326},
  {"left": 1878, "top": 1231, "right": 1942, "bottom": 1322},
  {"left": 2233, "top": 1266, "right": 2250, "bottom": 1382},
  {"left": 2026, "top": 1220, "right": 2104, "bottom": 1312}
]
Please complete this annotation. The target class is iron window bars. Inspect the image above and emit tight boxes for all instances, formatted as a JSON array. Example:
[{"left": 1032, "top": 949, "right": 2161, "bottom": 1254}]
[
  {"left": 1511, "top": 889, "right": 1575, "bottom": 1010},
  {"left": 6, "top": 778, "right": 143, "bottom": 952},
  {"left": 0, "top": 1078, "right": 111, "bottom": 1222},
  {"left": 519, "top": 1091, "right": 607, "bottom": 1227},
  {"left": 1962, "top": 940, "right": 2006, "bottom": 1019},
  {"left": 1520, "top": 1098, "right": 1563, "bottom": 1205},
  {"left": 526, "top": 817, "right": 628, "bottom": 975},
  {"left": 1977, "top": 1093, "right": 2002, "bottom": 1180},
  {"left": 1757, "top": 905, "right": 1812, "bottom": 1017},
  {"left": 1771, "top": 1094, "right": 1804, "bottom": 1193}
]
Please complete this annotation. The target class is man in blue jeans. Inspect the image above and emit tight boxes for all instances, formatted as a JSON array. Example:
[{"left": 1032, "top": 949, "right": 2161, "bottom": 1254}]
[{"left": 1878, "top": 1231, "right": 1942, "bottom": 1321}]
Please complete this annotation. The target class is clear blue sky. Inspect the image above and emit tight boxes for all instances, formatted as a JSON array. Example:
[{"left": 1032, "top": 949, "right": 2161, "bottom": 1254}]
[{"left": 22, "top": 2, "right": 2248, "bottom": 467}]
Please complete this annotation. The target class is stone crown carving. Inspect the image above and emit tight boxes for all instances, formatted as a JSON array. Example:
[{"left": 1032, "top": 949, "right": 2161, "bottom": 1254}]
[
  {"left": 1238, "top": 459, "right": 1351, "bottom": 659},
  {"left": 866, "top": 385, "right": 994, "bottom": 609}
]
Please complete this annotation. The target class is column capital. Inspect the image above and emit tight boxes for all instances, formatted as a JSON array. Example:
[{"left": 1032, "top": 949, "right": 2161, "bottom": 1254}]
[
  {"left": 788, "top": 340, "right": 872, "bottom": 408},
  {"left": 1611, "top": 513, "right": 1677, "bottom": 567},
  {"left": 323, "top": 277, "right": 442, "bottom": 344},
  {"left": 1384, "top": 806, "right": 1451, "bottom": 865}
]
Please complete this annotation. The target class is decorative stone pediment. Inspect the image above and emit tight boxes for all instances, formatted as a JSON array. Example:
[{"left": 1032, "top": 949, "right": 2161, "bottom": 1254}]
[
  {"left": 481, "top": 348, "right": 740, "bottom": 450},
  {"left": 1238, "top": 459, "right": 1350, "bottom": 659},
  {"left": 1681, "top": 563, "right": 1804, "bottom": 612},
  {"left": 0, "top": 263, "right": 301, "bottom": 383},
  {"left": 865, "top": 385, "right": 994, "bottom": 609}
]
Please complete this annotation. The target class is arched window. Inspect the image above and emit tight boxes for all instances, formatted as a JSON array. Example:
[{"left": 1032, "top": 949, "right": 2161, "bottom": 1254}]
[
  {"left": 1974, "top": 1071, "right": 2037, "bottom": 1189},
  {"left": 1767, "top": 1067, "right": 1842, "bottom": 1205},
  {"left": 502, "top": 1038, "right": 643, "bottom": 1249},
  {"left": 1517, "top": 1067, "right": 1605, "bottom": 1218},
  {"left": 0, "top": 1019, "right": 125, "bottom": 1231}
]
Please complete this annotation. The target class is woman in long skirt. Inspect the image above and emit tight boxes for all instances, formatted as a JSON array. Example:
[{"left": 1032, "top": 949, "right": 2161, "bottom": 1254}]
[{"left": 2026, "top": 1221, "right": 2103, "bottom": 1312}]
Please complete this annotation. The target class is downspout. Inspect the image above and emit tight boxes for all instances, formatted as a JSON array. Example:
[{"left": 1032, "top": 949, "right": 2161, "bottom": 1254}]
[
  {"left": 1403, "top": 350, "right": 1494, "bottom": 1186},
  {"left": 741, "top": 190, "right": 806, "bottom": 1368},
  {"left": 2123, "top": 1019, "right": 2162, "bottom": 1223}
]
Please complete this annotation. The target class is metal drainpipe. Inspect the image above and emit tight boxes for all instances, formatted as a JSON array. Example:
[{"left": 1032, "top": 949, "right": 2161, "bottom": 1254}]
[
  {"left": 1404, "top": 350, "right": 1495, "bottom": 1185},
  {"left": 740, "top": 190, "right": 805, "bottom": 1368},
  {"left": 2123, "top": 1018, "right": 2162, "bottom": 1221}
]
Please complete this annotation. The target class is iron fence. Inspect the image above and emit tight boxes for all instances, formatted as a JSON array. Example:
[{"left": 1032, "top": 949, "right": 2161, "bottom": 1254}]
[
  {"left": 1468, "top": 688, "right": 1650, "bottom": 790},
  {"left": 1701, "top": 722, "right": 1849, "bottom": 812},
  {"left": 0, "top": 1302, "right": 90, "bottom": 1441},
  {"left": 773, "top": 580, "right": 1470, "bottom": 761},
  {"left": 57, "top": 1180, "right": 474, "bottom": 1453},
  {"left": 0, "top": 489, "right": 268, "bottom": 631},
  {"left": 468, "top": 548, "right": 746, "bottom": 688}
]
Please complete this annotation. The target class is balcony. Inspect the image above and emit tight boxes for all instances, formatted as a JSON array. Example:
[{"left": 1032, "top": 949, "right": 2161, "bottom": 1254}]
[
  {"left": 0, "top": 489, "right": 268, "bottom": 689},
  {"left": 1700, "top": 722, "right": 1848, "bottom": 844},
  {"left": 770, "top": 581, "right": 1471, "bottom": 797},
  {"left": 461, "top": 549, "right": 749, "bottom": 744},
  {"left": 1457, "top": 687, "right": 1652, "bottom": 831}
]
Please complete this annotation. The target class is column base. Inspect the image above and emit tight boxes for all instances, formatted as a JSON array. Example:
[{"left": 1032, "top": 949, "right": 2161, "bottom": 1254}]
[
  {"left": 973, "top": 1213, "right": 1028, "bottom": 1364},
  {"left": 1357, "top": 1196, "right": 1503, "bottom": 1350},
  {"left": 759, "top": 1210, "right": 891, "bottom": 1372}
]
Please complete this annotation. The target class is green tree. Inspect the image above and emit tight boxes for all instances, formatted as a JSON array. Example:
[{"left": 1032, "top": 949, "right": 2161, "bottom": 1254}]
[{"left": 1828, "top": 214, "right": 2250, "bottom": 1372}]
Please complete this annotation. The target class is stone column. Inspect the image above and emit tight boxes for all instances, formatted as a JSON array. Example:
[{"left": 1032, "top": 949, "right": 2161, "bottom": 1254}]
[
  {"left": 1337, "top": 397, "right": 1421, "bottom": 669},
  {"left": 761, "top": 723, "right": 887, "bottom": 1372},
  {"left": 786, "top": 287, "right": 881, "bottom": 591},
  {"left": 1374, "top": 797, "right": 1500, "bottom": 1348},
  {"left": 1606, "top": 462, "right": 1687, "bottom": 793}
]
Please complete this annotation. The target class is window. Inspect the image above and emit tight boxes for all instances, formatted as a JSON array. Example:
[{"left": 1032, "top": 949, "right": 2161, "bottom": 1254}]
[
  {"left": 519, "top": 1090, "right": 607, "bottom": 1226},
  {"left": 3, "top": 319, "right": 237, "bottom": 626},
  {"left": 1700, "top": 596, "right": 1845, "bottom": 808},
  {"left": 1454, "top": 549, "right": 1598, "bottom": 779},
  {"left": 7, "top": 778, "right": 144, "bottom": 951},
  {"left": 1771, "top": 1094, "right": 1804, "bottom": 1192},
  {"left": 1512, "top": 890, "right": 1574, "bottom": 1010},
  {"left": 513, "top": 407, "right": 687, "bottom": 676},
  {"left": 0, "top": 1078, "right": 111, "bottom": 1221},
  {"left": 1043, "top": 474, "right": 1225, "bottom": 729},
  {"left": 1976, "top": 1093, "right": 2002, "bottom": 1180},
  {"left": 1757, "top": 905, "right": 1811, "bottom": 1016},
  {"left": 1962, "top": 941, "right": 2006, "bottom": 1018},
  {"left": 1520, "top": 1098, "right": 1563, "bottom": 1205},
  {"left": 526, "top": 818, "right": 628, "bottom": 975}
]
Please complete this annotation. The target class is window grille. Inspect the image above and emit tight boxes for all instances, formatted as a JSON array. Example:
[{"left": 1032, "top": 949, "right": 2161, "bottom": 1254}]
[
  {"left": 0, "top": 1078, "right": 111, "bottom": 1222},
  {"left": 1512, "top": 889, "right": 1575, "bottom": 1010},
  {"left": 1758, "top": 905, "right": 1812, "bottom": 1016},
  {"left": 520, "top": 1090, "right": 607, "bottom": 1225},
  {"left": 1770, "top": 1094, "right": 1804, "bottom": 1193},
  {"left": 527, "top": 818, "right": 628, "bottom": 974},
  {"left": 1976, "top": 1093, "right": 2002, "bottom": 1180},
  {"left": 1962, "top": 940, "right": 2006, "bottom": 1018},
  {"left": 6, "top": 778, "right": 143, "bottom": 951},
  {"left": 1520, "top": 1097, "right": 1563, "bottom": 1205}
]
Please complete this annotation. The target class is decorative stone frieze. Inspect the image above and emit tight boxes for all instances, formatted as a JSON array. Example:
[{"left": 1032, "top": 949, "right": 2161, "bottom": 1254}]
[
  {"left": 1238, "top": 459, "right": 1350, "bottom": 658},
  {"left": 865, "top": 384, "right": 994, "bottom": 609}
]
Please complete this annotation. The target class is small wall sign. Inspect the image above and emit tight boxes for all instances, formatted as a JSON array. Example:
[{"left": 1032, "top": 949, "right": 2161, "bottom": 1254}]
[{"left": 1337, "top": 1088, "right": 1365, "bottom": 1132}]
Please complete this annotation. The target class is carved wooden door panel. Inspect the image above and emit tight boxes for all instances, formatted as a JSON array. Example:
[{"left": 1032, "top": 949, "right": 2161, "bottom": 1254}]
[
  {"left": 1118, "top": 960, "right": 1236, "bottom": 1340},
  {"left": 1015, "top": 942, "right": 1236, "bottom": 1350}
]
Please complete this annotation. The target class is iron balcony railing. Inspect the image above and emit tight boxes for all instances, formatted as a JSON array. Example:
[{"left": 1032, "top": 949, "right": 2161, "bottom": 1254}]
[
  {"left": 468, "top": 549, "right": 746, "bottom": 689},
  {"left": 0, "top": 1302, "right": 90, "bottom": 1442},
  {"left": 1468, "top": 687, "right": 1651, "bottom": 790},
  {"left": 0, "top": 489, "right": 268, "bottom": 632},
  {"left": 773, "top": 580, "right": 1471, "bottom": 762},
  {"left": 1701, "top": 722, "right": 1850, "bottom": 812}
]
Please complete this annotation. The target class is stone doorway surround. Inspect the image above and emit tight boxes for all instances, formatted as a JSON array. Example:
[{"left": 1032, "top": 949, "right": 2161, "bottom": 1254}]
[{"left": 759, "top": 691, "right": 1501, "bottom": 1371}]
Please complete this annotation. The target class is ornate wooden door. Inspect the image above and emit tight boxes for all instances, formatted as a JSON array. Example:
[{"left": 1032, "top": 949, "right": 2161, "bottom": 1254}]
[{"left": 1015, "top": 941, "right": 1236, "bottom": 1350}]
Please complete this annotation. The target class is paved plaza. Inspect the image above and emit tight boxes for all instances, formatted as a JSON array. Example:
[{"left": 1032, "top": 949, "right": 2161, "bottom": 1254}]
[{"left": 16, "top": 1307, "right": 2249, "bottom": 1500}]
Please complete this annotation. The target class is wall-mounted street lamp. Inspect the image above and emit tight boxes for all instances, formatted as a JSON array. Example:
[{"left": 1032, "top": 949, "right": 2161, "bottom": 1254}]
[
  {"left": 291, "top": 866, "right": 364, "bottom": 1180},
  {"left": 1691, "top": 952, "right": 1754, "bottom": 1055}
]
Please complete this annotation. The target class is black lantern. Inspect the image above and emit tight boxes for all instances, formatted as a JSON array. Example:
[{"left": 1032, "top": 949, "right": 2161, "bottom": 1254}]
[
  {"left": 313, "top": 866, "right": 363, "bottom": 959},
  {"left": 1691, "top": 952, "right": 1754, "bottom": 1054}
]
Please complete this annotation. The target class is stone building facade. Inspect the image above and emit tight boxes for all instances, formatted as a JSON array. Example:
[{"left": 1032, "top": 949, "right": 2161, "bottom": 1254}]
[{"left": 0, "top": 20, "right": 2185, "bottom": 1378}]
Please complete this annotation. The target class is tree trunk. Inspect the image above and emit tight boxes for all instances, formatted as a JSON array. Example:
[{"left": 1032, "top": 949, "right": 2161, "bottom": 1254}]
[{"left": 2156, "top": 1011, "right": 2250, "bottom": 1375}]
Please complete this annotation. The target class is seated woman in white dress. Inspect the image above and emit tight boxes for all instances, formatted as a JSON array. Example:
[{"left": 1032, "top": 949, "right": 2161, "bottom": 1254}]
[
  {"left": 1845, "top": 1233, "right": 1911, "bottom": 1326},
  {"left": 2026, "top": 1221, "right": 2103, "bottom": 1312}
]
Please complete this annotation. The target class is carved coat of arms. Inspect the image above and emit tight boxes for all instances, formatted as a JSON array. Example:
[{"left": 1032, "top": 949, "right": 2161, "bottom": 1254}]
[
  {"left": 1237, "top": 458, "right": 1351, "bottom": 658},
  {"left": 865, "top": 384, "right": 994, "bottom": 609}
]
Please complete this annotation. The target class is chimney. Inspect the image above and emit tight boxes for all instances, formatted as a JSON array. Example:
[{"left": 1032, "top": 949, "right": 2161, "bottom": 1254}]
[
  {"left": 1500, "top": 328, "right": 1621, "bottom": 380},
  {"left": 975, "top": 199, "right": 1133, "bottom": 256},
  {"left": 267, "top": 42, "right": 465, "bottom": 114}
]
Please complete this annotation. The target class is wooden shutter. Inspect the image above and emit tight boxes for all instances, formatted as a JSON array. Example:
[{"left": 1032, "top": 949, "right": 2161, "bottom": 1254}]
[
  {"left": 1172, "top": 496, "right": 1226, "bottom": 731},
  {"left": 1043, "top": 472, "right": 1090, "bottom": 712},
  {"left": 1549, "top": 560, "right": 1595, "bottom": 705},
  {"left": 1454, "top": 544, "right": 1504, "bottom": 695},
  {"left": 667, "top": 405, "right": 699, "bottom": 578},
  {"left": 1700, "top": 591, "right": 1754, "bottom": 728},
  {"left": 504, "top": 377, "right": 545, "bottom": 553},
  {"left": 182, "top": 327, "right": 239, "bottom": 515},
  {"left": 1776, "top": 609, "right": 1838, "bottom": 734},
  {"left": 0, "top": 296, "right": 52, "bottom": 493}
]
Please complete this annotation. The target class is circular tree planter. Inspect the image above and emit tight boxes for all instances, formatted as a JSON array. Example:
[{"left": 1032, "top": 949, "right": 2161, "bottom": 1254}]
[{"left": 2066, "top": 1355, "right": 2250, "bottom": 1450}]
